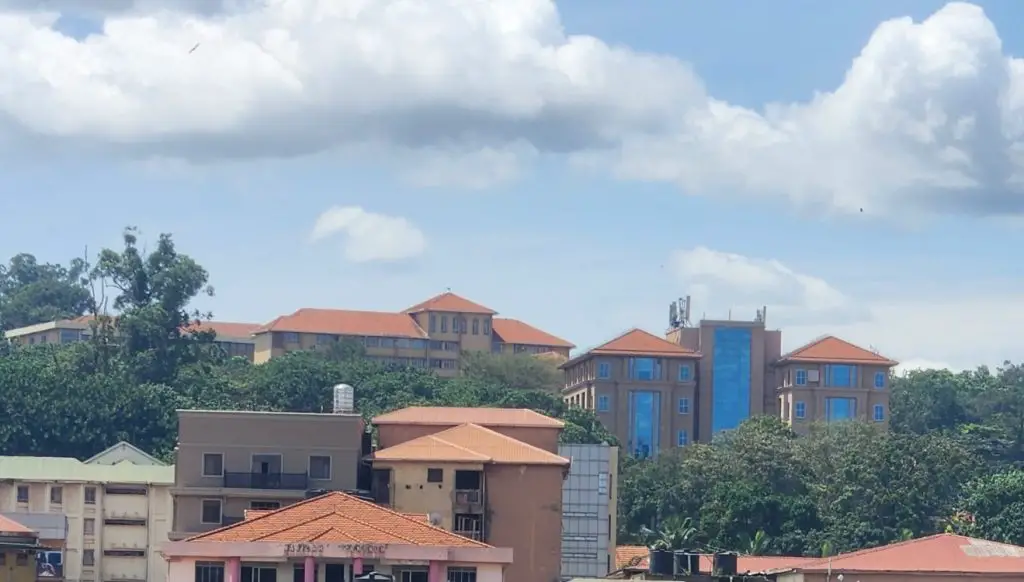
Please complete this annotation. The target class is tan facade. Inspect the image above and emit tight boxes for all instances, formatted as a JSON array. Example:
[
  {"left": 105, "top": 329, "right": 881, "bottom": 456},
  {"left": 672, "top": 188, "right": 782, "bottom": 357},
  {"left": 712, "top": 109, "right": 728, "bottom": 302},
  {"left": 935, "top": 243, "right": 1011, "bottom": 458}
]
[
  {"left": 776, "top": 361, "right": 892, "bottom": 432},
  {"left": 377, "top": 422, "right": 560, "bottom": 453},
  {"left": 169, "top": 410, "right": 364, "bottom": 539}
]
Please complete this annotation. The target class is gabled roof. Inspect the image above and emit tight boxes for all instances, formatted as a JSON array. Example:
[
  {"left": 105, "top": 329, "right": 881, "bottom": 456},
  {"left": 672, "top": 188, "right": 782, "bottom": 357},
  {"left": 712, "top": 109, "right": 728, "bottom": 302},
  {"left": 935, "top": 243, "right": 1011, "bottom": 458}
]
[
  {"left": 491, "top": 318, "right": 574, "bottom": 348},
  {"left": 778, "top": 335, "right": 897, "bottom": 366},
  {"left": 256, "top": 308, "right": 428, "bottom": 338},
  {"left": 84, "top": 441, "right": 166, "bottom": 466},
  {"left": 773, "top": 534, "right": 1024, "bottom": 574},
  {"left": 187, "top": 491, "right": 488, "bottom": 547},
  {"left": 403, "top": 292, "right": 497, "bottom": 315},
  {"left": 372, "top": 406, "right": 564, "bottom": 428},
  {"left": 561, "top": 328, "right": 699, "bottom": 368},
  {"left": 0, "top": 515, "right": 34, "bottom": 535},
  {"left": 373, "top": 423, "right": 570, "bottom": 466}
]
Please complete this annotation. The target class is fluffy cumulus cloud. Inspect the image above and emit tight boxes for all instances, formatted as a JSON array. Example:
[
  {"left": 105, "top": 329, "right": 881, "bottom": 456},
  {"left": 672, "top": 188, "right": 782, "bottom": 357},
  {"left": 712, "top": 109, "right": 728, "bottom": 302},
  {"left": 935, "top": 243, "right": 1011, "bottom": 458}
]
[
  {"left": 309, "top": 206, "right": 426, "bottom": 263},
  {"left": 1, "top": 1, "right": 1023, "bottom": 212}
]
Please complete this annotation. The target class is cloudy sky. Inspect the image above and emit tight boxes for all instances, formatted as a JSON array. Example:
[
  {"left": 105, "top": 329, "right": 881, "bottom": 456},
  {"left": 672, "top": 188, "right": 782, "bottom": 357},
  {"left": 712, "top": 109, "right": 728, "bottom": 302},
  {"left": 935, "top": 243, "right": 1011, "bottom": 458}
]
[{"left": 2, "top": 0, "right": 1023, "bottom": 373}]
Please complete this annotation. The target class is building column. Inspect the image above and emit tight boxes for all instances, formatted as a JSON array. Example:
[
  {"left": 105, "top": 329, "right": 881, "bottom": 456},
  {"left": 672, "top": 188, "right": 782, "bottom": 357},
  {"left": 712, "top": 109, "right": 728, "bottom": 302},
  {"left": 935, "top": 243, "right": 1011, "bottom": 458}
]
[
  {"left": 226, "top": 558, "right": 241, "bottom": 582},
  {"left": 304, "top": 556, "right": 315, "bottom": 582},
  {"left": 353, "top": 557, "right": 363, "bottom": 576},
  {"left": 428, "top": 561, "right": 443, "bottom": 582}
]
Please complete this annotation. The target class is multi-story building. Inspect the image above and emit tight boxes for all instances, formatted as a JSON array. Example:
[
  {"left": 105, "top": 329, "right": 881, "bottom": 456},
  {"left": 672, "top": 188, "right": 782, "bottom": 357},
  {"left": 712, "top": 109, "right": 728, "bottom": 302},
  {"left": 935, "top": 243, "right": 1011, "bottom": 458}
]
[
  {"left": 559, "top": 443, "right": 618, "bottom": 580},
  {"left": 0, "top": 442, "right": 174, "bottom": 582},
  {"left": 774, "top": 335, "right": 897, "bottom": 432},
  {"left": 369, "top": 407, "right": 570, "bottom": 582},
  {"left": 252, "top": 291, "right": 574, "bottom": 375},
  {"left": 168, "top": 409, "right": 365, "bottom": 540},
  {"left": 3, "top": 317, "right": 260, "bottom": 361},
  {"left": 560, "top": 329, "right": 702, "bottom": 458}
]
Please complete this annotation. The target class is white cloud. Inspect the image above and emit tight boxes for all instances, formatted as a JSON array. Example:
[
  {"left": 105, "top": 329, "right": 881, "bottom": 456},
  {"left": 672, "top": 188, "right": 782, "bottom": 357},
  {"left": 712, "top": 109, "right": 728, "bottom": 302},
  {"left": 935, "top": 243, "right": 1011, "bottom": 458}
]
[
  {"left": 669, "top": 246, "right": 862, "bottom": 325},
  {"left": 0, "top": 1, "right": 1023, "bottom": 210},
  {"left": 309, "top": 206, "right": 426, "bottom": 264}
]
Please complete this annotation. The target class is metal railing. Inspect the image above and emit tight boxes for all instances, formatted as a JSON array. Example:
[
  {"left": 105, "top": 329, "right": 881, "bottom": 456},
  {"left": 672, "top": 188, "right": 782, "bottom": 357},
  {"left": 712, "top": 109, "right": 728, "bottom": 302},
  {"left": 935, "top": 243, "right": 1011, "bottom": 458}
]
[{"left": 223, "top": 472, "right": 309, "bottom": 490}]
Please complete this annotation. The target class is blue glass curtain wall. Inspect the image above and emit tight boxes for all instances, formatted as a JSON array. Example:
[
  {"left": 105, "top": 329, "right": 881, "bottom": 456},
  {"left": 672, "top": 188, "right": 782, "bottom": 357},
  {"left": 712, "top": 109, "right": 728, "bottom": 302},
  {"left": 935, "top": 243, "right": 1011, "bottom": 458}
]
[
  {"left": 628, "top": 390, "right": 661, "bottom": 457},
  {"left": 711, "top": 328, "right": 752, "bottom": 433},
  {"left": 826, "top": 397, "right": 857, "bottom": 421}
]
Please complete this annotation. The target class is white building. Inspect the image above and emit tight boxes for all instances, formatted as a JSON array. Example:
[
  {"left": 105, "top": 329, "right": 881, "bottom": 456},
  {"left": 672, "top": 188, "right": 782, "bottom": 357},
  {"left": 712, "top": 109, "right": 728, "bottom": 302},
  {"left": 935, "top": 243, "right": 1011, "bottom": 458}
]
[{"left": 0, "top": 441, "right": 174, "bottom": 582}]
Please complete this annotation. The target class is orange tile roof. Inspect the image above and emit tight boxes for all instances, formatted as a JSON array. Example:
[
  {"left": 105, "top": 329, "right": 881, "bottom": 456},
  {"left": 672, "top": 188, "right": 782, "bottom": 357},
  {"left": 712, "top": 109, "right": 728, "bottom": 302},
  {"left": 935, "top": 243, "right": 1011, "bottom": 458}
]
[
  {"left": 373, "top": 423, "right": 570, "bottom": 466},
  {"left": 188, "top": 491, "right": 488, "bottom": 547},
  {"left": 193, "top": 321, "right": 261, "bottom": 339},
  {"left": 257, "top": 309, "right": 428, "bottom": 338},
  {"left": 779, "top": 335, "right": 897, "bottom": 366},
  {"left": 613, "top": 546, "right": 815, "bottom": 574},
  {"left": 491, "top": 318, "right": 574, "bottom": 348},
  {"left": 403, "top": 292, "right": 497, "bottom": 315},
  {"left": 776, "top": 534, "right": 1024, "bottom": 574},
  {"left": 561, "top": 328, "right": 699, "bottom": 369},
  {"left": 372, "top": 406, "right": 564, "bottom": 428},
  {"left": 0, "top": 514, "right": 34, "bottom": 535}
]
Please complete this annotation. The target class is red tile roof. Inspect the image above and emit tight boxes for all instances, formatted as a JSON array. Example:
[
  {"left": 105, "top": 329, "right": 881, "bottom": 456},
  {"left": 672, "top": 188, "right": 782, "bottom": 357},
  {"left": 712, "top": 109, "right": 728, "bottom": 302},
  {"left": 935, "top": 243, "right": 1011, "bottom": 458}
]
[
  {"left": 779, "top": 335, "right": 897, "bottom": 366},
  {"left": 0, "top": 514, "right": 34, "bottom": 535},
  {"left": 188, "top": 491, "right": 488, "bottom": 547},
  {"left": 561, "top": 328, "right": 699, "bottom": 368},
  {"left": 403, "top": 292, "right": 497, "bottom": 315},
  {"left": 776, "top": 534, "right": 1024, "bottom": 574},
  {"left": 194, "top": 321, "right": 261, "bottom": 339},
  {"left": 613, "top": 546, "right": 815, "bottom": 574},
  {"left": 372, "top": 406, "right": 564, "bottom": 428},
  {"left": 257, "top": 309, "right": 428, "bottom": 338},
  {"left": 492, "top": 318, "right": 574, "bottom": 348},
  {"left": 373, "top": 423, "right": 570, "bottom": 465}
]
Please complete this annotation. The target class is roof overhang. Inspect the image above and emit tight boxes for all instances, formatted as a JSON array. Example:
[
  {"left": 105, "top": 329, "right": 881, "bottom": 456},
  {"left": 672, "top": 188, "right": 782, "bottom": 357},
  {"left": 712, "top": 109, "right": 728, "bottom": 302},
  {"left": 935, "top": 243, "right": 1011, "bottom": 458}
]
[
  {"left": 160, "top": 541, "right": 513, "bottom": 565},
  {"left": 775, "top": 357, "right": 899, "bottom": 367}
]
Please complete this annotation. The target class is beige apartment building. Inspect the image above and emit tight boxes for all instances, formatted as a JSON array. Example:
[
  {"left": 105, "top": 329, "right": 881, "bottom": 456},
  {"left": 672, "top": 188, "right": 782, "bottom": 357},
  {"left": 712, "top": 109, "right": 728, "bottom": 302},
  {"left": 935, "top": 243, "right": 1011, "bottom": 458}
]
[
  {"left": 252, "top": 291, "right": 575, "bottom": 374},
  {"left": 3, "top": 316, "right": 260, "bottom": 361},
  {"left": 562, "top": 303, "right": 896, "bottom": 456},
  {"left": 0, "top": 442, "right": 174, "bottom": 582},
  {"left": 168, "top": 409, "right": 365, "bottom": 540}
]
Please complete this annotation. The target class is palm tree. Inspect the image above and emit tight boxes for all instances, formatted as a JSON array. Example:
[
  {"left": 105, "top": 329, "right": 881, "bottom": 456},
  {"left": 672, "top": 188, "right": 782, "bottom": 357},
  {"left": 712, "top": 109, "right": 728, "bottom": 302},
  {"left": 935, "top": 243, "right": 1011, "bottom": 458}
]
[
  {"left": 744, "top": 529, "right": 769, "bottom": 556},
  {"left": 644, "top": 516, "right": 698, "bottom": 551}
]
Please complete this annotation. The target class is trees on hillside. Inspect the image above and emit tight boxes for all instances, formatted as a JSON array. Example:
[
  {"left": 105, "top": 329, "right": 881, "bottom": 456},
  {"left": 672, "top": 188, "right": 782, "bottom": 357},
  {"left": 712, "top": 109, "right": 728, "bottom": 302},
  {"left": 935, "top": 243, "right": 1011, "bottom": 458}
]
[{"left": 0, "top": 253, "right": 92, "bottom": 330}]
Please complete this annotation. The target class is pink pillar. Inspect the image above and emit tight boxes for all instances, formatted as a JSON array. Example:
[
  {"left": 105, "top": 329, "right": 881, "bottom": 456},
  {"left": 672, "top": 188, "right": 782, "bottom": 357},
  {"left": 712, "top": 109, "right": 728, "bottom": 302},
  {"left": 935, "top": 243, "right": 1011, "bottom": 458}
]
[
  {"left": 428, "top": 561, "right": 443, "bottom": 582},
  {"left": 353, "top": 557, "right": 363, "bottom": 576},
  {"left": 304, "top": 556, "right": 315, "bottom": 582},
  {"left": 226, "top": 558, "right": 241, "bottom": 582}
]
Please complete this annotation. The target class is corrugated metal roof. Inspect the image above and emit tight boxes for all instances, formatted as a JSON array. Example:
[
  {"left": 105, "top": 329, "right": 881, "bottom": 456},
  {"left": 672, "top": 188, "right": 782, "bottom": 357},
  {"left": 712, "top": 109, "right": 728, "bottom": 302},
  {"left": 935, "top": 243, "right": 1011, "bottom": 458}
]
[{"left": 0, "top": 456, "right": 174, "bottom": 484}]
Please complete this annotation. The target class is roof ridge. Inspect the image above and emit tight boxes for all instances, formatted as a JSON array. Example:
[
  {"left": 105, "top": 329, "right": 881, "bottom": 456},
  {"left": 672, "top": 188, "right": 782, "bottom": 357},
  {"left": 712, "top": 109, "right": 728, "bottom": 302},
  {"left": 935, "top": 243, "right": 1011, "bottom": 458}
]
[
  {"left": 438, "top": 423, "right": 568, "bottom": 464},
  {"left": 780, "top": 334, "right": 834, "bottom": 359},
  {"left": 333, "top": 491, "right": 491, "bottom": 547},
  {"left": 184, "top": 490, "right": 338, "bottom": 541},
  {"left": 793, "top": 533, "right": 953, "bottom": 571}
]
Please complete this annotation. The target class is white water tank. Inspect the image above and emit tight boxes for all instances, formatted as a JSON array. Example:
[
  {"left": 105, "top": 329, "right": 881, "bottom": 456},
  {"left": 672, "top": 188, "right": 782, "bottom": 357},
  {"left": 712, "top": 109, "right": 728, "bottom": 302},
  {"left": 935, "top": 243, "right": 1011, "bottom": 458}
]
[{"left": 332, "top": 384, "right": 355, "bottom": 413}]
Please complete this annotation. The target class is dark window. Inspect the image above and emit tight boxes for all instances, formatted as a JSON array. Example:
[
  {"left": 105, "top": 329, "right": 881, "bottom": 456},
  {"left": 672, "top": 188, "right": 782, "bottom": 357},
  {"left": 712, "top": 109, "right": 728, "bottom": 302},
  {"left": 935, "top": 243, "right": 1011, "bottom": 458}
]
[
  {"left": 203, "top": 453, "right": 224, "bottom": 476},
  {"left": 201, "top": 499, "right": 222, "bottom": 524},
  {"left": 242, "top": 566, "right": 278, "bottom": 582},
  {"left": 454, "top": 470, "right": 481, "bottom": 490},
  {"left": 427, "top": 468, "right": 443, "bottom": 483},
  {"left": 84, "top": 487, "right": 96, "bottom": 504},
  {"left": 196, "top": 562, "right": 225, "bottom": 582},
  {"left": 447, "top": 568, "right": 477, "bottom": 582},
  {"left": 16, "top": 485, "right": 28, "bottom": 503},
  {"left": 293, "top": 564, "right": 318, "bottom": 582},
  {"left": 50, "top": 486, "right": 63, "bottom": 504}
]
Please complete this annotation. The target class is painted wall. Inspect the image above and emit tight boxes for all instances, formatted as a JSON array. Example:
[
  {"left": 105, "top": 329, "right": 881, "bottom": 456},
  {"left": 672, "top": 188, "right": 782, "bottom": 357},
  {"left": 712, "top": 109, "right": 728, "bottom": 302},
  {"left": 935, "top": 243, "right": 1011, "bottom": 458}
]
[
  {"left": 165, "top": 558, "right": 505, "bottom": 582},
  {"left": 0, "top": 549, "right": 36, "bottom": 582},
  {"left": 376, "top": 461, "right": 486, "bottom": 531}
]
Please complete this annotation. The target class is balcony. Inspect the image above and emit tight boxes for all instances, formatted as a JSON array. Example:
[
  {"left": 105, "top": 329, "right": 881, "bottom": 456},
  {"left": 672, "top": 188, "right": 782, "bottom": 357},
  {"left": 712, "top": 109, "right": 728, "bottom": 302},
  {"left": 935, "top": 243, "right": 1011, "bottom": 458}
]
[
  {"left": 454, "top": 529, "right": 483, "bottom": 541},
  {"left": 223, "top": 472, "right": 309, "bottom": 490},
  {"left": 453, "top": 489, "right": 482, "bottom": 505}
]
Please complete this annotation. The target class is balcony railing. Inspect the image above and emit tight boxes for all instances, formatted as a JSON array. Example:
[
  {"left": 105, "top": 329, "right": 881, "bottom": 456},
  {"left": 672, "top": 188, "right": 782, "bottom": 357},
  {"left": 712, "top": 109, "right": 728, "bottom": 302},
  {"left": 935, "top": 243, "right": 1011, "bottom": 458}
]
[
  {"left": 223, "top": 472, "right": 309, "bottom": 490},
  {"left": 453, "top": 489, "right": 482, "bottom": 504},
  {"left": 454, "top": 529, "right": 483, "bottom": 541}
]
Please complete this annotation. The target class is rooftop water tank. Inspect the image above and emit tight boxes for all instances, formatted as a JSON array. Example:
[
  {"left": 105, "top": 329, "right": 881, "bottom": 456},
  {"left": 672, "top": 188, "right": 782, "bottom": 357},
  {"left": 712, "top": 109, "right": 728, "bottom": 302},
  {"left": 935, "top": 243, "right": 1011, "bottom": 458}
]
[{"left": 333, "top": 384, "right": 355, "bottom": 414}]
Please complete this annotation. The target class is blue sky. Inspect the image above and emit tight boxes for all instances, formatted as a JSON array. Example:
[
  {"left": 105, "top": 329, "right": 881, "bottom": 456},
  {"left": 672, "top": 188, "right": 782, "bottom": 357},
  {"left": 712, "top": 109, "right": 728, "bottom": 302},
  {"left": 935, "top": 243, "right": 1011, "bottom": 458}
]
[{"left": 2, "top": 0, "right": 1023, "bottom": 371}]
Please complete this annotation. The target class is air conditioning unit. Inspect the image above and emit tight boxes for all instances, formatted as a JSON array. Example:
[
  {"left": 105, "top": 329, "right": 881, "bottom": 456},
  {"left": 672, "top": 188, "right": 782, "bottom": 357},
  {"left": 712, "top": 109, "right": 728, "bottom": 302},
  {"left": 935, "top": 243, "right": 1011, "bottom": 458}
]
[{"left": 807, "top": 370, "right": 820, "bottom": 382}]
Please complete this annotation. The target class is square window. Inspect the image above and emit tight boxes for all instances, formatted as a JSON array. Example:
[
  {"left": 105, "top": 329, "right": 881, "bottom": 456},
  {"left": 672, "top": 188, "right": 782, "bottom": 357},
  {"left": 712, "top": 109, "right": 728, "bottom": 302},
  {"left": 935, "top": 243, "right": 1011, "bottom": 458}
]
[
  {"left": 202, "top": 453, "right": 224, "bottom": 477},
  {"left": 84, "top": 486, "right": 96, "bottom": 505},
  {"left": 597, "top": 395, "right": 610, "bottom": 412},
  {"left": 283, "top": 332, "right": 300, "bottom": 344},
  {"left": 16, "top": 485, "right": 28, "bottom": 503},
  {"left": 50, "top": 486, "right": 63, "bottom": 504},
  {"left": 84, "top": 518, "right": 95, "bottom": 536},
  {"left": 795, "top": 369, "right": 808, "bottom": 386},
  {"left": 427, "top": 468, "right": 443, "bottom": 483},
  {"left": 873, "top": 404, "right": 885, "bottom": 422},
  {"left": 795, "top": 401, "right": 806, "bottom": 419},
  {"left": 201, "top": 499, "right": 222, "bottom": 524},
  {"left": 874, "top": 372, "right": 886, "bottom": 389},
  {"left": 83, "top": 550, "right": 95, "bottom": 567},
  {"left": 597, "top": 361, "right": 611, "bottom": 379},
  {"left": 309, "top": 455, "right": 332, "bottom": 480},
  {"left": 678, "top": 365, "right": 691, "bottom": 382},
  {"left": 676, "top": 430, "right": 688, "bottom": 446},
  {"left": 677, "top": 398, "right": 690, "bottom": 414}
]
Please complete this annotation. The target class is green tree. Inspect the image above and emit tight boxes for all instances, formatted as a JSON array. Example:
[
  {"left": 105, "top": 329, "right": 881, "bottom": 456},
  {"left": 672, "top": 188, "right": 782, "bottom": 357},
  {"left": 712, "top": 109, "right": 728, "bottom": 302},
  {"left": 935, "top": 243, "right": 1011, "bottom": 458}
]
[
  {"left": 460, "top": 350, "right": 563, "bottom": 393},
  {"left": 0, "top": 253, "right": 93, "bottom": 330},
  {"left": 960, "top": 470, "right": 1024, "bottom": 544}
]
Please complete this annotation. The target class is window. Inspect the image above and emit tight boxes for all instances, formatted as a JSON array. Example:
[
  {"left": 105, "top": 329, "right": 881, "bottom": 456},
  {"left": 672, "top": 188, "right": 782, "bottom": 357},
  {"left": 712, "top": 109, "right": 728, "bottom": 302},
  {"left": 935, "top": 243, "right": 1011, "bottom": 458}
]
[
  {"left": 597, "top": 361, "right": 611, "bottom": 379},
  {"left": 825, "top": 397, "right": 857, "bottom": 422},
  {"left": 795, "top": 369, "right": 808, "bottom": 386},
  {"left": 794, "top": 401, "right": 806, "bottom": 419},
  {"left": 472, "top": 318, "right": 479, "bottom": 335},
  {"left": 60, "top": 329, "right": 81, "bottom": 343},
  {"left": 200, "top": 499, "right": 222, "bottom": 524},
  {"left": 483, "top": 319, "right": 491, "bottom": 335},
  {"left": 283, "top": 332, "right": 299, "bottom": 344},
  {"left": 83, "top": 550, "right": 95, "bottom": 567},
  {"left": 873, "top": 404, "right": 885, "bottom": 422},
  {"left": 440, "top": 316, "right": 449, "bottom": 333},
  {"left": 85, "top": 486, "right": 96, "bottom": 504},
  {"left": 399, "top": 570, "right": 429, "bottom": 582},
  {"left": 447, "top": 568, "right": 477, "bottom": 582},
  {"left": 250, "top": 501, "right": 281, "bottom": 510},
  {"left": 16, "top": 485, "right": 28, "bottom": 503},
  {"left": 84, "top": 518, "right": 95, "bottom": 535},
  {"left": 628, "top": 357, "right": 661, "bottom": 381},
  {"left": 0, "top": 553, "right": 5, "bottom": 565},
  {"left": 677, "top": 397, "right": 690, "bottom": 414},
  {"left": 429, "top": 315, "right": 437, "bottom": 333},
  {"left": 202, "top": 453, "right": 224, "bottom": 477},
  {"left": 309, "top": 455, "right": 332, "bottom": 480},
  {"left": 828, "top": 364, "right": 856, "bottom": 388},
  {"left": 676, "top": 430, "right": 688, "bottom": 446},
  {"left": 427, "top": 468, "right": 444, "bottom": 483},
  {"left": 874, "top": 371, "right": 886, "bottom": 389},
  {"left": 597, "top": 395, "right": 610, "bottom": 412},
  {"left": 678, "top": 365, "right": 691, "bottom": 382},
  {"left": 50, "top": 486, "right": 63, "bottom": 504},
  {"left": 196, "top": 562, "right": 226, "bottom": 582}
]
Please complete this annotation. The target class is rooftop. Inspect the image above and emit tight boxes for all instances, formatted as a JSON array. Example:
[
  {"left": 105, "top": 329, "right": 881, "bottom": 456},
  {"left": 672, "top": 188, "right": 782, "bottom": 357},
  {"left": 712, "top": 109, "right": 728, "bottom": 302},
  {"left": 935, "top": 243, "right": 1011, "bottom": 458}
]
[
  {"left": 562, "top": 328, "right": 700, "bottom": 368},
  {"left": 372, "top": 406, "right": 564, "bottom": 428},
  {"left": 403, "top": 292, "right": 497, "bottom": 315},
  {"left": 0, "top": 454, "right": 173, "bottom": 485},
  {"left": 491, "top": 317, "right": 574, "bottom": 348},
  {"left": 0, "top": 514, "right": 34, "bottom": 535},
  {"left": 778, "top": 335, "right": 898, "bottom": 366},
  {"left": 257, "top": 308, "right": 429, "bottom": 338},
  {"left": 188, "top": 491, "right": 489, "bottom": 547},
  {"left": 372, "top": 423, "right": 570, "bottom": 465}
]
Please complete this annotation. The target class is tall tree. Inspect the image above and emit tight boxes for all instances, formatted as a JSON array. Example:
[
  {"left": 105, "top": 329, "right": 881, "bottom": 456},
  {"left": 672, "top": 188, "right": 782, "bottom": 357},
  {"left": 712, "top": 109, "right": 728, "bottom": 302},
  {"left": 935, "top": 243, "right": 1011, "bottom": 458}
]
[{"left": 0, "top": 253, "right": 93, "bottom": 330}]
